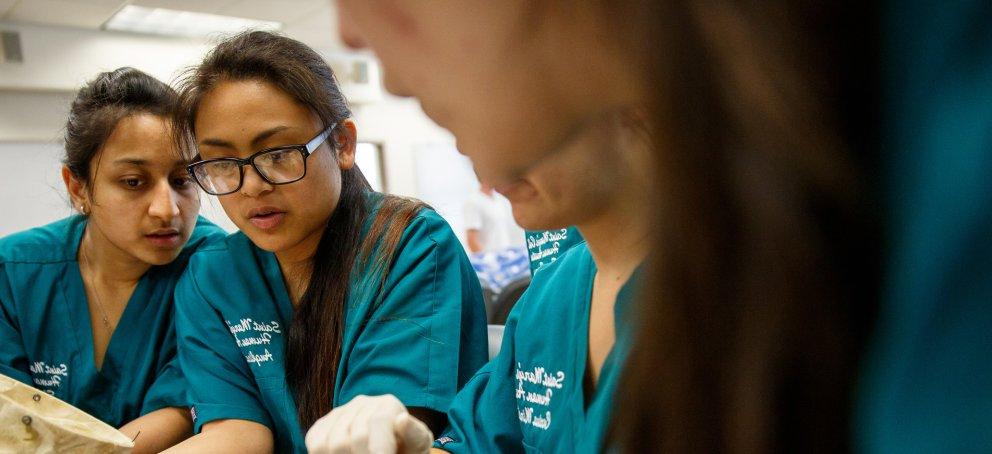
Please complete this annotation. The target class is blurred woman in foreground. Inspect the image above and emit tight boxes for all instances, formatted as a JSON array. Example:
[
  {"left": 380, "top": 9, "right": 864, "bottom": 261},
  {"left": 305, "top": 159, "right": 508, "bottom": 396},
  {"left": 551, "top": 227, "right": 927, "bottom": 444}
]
[{"left": 320, "top": 1, "right": 879, "bottom": 452}]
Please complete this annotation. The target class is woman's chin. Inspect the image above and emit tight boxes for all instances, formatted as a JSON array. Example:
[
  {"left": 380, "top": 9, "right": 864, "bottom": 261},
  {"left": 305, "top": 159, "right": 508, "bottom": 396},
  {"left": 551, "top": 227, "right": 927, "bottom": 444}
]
[{"left": 134, "top": 247, "right": 183, "bottom": 267}]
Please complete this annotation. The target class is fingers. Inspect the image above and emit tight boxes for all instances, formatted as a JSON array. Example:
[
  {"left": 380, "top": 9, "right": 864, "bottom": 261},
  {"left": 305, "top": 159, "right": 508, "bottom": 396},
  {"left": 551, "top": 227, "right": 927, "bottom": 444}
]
[
  {"left": 366, "top": 410, "right": 400, "bottom": 453},
  {"left": 305, "top": 394, "right": 427, "bottom": 454},
  {"left": 347, "top": 397, "right": 379, "bottom": 454},
  {"left": 395, "top": 413, "right": 433, "bottom": 454},
  {"left": 306, "top": 395, "right": 361, "bottom": 453},
  {"left": 305, "top": 412, "right": 334, "bottom": 453},
  {"left": 328, "top": 396, "right": 367, "bottom": 453}
]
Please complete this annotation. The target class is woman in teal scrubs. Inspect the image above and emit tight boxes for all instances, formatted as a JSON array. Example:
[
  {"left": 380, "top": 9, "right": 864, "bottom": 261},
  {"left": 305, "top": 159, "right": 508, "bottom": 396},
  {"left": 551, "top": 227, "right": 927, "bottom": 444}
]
[
  {"left": 306, "top": 110, "right": 653, "bottom": 452},
  {"left": 164, "top": 32, "right": 488, "bottom": 454},
  {"left": 0, "top": 67, "right": 224, "bottom": 452}
]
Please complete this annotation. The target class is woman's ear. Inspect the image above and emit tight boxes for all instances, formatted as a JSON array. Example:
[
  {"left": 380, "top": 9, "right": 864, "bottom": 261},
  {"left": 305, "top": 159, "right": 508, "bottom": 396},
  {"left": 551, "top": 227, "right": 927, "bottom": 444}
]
[
  {"left": 335, "top": 119, "right": 358, "bottom": 171},
  {"left": 62, "top": 165, "right": 91, "bottom": 214}
]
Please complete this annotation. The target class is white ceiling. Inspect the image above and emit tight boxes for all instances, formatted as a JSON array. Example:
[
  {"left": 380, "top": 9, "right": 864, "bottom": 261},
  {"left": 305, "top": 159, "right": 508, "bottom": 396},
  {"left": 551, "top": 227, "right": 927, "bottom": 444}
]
[{"left": 0, "top": 0, "right": 342, "bottom": 50}]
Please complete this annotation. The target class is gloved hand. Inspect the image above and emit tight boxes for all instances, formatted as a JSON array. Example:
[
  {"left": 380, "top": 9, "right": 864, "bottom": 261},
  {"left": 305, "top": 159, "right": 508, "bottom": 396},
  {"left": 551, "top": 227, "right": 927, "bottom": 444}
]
[{"left": 304, "top": 394, "right": 434, "bottom": 454}]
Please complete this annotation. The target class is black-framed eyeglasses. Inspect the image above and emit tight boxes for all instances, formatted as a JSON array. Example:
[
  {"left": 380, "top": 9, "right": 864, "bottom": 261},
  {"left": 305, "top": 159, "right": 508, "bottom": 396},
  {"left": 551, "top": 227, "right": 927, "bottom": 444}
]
[{"left": 187, "top": 125, "right": 336, "bottom": 196}]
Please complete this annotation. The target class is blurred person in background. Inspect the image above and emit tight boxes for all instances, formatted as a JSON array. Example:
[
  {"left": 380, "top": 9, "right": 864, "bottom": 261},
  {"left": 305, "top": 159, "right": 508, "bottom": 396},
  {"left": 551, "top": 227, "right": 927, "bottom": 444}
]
[{"left": 463, "top": 182, "right": 524, "bottom": 255}]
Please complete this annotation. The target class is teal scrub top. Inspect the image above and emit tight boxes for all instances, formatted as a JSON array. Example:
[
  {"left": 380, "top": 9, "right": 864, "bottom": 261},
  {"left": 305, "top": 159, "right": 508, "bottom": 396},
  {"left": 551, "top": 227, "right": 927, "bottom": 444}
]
[
  {"left": 436, "top": 242, "right": 638, "bottom": 453},
  {"left": 524, "top": 227, "right": 584, "bottom": 275},
  {"left": 175, "top": 199, "right": 489, "bottom": 453},
  {"left": 0, "top": 215, "right": 225, "bottom": 427},
  {"left": 856, "top": 1, "right": 992, "bottom": 451}
]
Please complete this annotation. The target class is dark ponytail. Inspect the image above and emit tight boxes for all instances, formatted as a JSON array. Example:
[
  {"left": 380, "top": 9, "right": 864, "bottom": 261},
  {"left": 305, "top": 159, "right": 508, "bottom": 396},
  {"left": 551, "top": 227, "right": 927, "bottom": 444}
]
[
  {"left": 174, "top": 31, "right": 428, "bottom": 431},
  {"left": 64, "top": 67, "right": 177, "bottom": 184}
]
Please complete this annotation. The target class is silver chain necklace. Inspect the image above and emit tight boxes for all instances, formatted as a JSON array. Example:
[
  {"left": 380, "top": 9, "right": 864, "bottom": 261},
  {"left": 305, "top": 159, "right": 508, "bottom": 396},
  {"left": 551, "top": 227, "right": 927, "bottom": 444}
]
[{"left": 80, "top": 243, "right": 117, "bottom": 336}]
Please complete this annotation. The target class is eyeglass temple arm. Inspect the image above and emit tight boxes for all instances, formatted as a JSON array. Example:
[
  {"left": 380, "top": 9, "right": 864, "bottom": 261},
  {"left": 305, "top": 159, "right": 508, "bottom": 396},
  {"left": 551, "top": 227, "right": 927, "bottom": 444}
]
[{"left": 306, "top": 124, "right": 336, "bottom": 153}]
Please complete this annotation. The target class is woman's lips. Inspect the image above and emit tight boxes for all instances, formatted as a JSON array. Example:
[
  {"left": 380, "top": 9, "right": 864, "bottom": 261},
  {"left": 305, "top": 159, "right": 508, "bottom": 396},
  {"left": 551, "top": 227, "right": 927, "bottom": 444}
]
[
  {"left": 249, "top": 211, "right": 286, "bottom": 230},
  {"left": 145, "top": 232, "right": 181, "bottom": 248},
  {"left": 495, "top": 180, "right": 538, "bottom": 203}
]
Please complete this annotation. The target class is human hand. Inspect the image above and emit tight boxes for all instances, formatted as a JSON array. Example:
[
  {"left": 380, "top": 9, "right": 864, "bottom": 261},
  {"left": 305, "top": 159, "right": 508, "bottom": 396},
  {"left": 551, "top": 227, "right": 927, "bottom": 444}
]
[{"left": 305, "top": 394, "right": 433, "bottom": 454}]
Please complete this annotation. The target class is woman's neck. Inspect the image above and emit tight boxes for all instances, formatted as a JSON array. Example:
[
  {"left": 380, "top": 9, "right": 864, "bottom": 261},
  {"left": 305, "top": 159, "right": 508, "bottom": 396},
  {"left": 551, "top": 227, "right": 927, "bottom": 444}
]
[
  {"left": 579, "top": 193, "right": 650, "bottom": 286},
  {"left": 578, "top": 131, "right": 653, "bottom": 284},
  {"left": 78, "top": 225, "right": 150, "bottom": 286},
  {"left": 275, "top": 226, "right": 324, "bottom": 307}
]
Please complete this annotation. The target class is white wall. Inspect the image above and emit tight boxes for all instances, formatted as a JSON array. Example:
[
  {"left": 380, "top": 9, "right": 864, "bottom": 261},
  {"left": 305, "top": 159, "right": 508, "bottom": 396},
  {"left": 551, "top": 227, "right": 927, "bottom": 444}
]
[
  {"left": 0, "top": 90, "right": 75, "bottom": 142},
  {"left": 0, "top": 142, "right": 73, "bottom": 237},
  {"left": 351, "top": 96, "right": 493, "bottom": 245},
  {"left": 0, "top": 22, "right": 212, "bottom": 92},
  {"left": 0, "top": 21, "right": 381, "bottom": 104},
  {"left": 351, "top": 96, "right": 456, "bottom": 198}
]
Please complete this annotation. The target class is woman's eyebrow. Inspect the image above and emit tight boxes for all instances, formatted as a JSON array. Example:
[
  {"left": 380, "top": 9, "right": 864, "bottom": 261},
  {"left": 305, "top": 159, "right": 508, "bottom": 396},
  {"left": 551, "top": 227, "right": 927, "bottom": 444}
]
[
  {"left": 199, "top": 137, "right": 235, "bottom": 149},
  {"left": 112, "top": 157, "right": 149, "bottom": 166},
  {"left": 198, "top": 126, "right": 292, "bottom": 150},
  {"left": 250, "top": 126, "right": 291, "bottom": 148}
]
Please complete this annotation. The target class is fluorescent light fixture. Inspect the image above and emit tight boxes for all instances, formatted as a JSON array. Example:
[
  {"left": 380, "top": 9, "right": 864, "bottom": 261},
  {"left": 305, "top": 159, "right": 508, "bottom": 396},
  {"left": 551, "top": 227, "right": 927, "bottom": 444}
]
[{"left": 103, "top": 5, "right": 281, "bottom": 38}]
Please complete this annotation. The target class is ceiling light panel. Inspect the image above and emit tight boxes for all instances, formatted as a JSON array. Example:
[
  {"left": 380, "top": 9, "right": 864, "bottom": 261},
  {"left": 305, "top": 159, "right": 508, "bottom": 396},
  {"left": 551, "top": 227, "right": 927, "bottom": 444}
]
[{"left": 103, "top": 5, "right": 281, "bottom": 38}]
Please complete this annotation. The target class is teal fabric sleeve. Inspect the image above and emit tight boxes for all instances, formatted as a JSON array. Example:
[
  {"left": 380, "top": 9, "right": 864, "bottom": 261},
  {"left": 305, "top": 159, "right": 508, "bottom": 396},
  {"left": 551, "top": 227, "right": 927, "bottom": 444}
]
[
  {"left": 139, "top": 312, "right": 188, "bottom": 415},
  {"left": 0, "top": 260, "right": 32, "bottom": 384},
  {"left": 174, "top": 264, "right": 273, "bottom": 432},
  {"left": 336, "top": 212, "right": 489, "bottom": 412}
]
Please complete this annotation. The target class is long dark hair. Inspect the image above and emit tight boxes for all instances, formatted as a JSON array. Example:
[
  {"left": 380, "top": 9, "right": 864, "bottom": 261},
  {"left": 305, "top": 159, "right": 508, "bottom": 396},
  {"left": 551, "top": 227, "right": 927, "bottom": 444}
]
[
  {"left": 609, "top": 1, "right": 880, "bottom": 452},
  {"left": 64, "top": 67, "right": 177, "bottom": 186},
  {"left": 174, "top": 31, "right": 427, "bottom": 430}
]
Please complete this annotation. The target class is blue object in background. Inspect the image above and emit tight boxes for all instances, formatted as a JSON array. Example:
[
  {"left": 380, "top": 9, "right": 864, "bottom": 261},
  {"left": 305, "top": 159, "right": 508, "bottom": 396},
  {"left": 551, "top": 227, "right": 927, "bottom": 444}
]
[{"left": 469, "top": 246, "right": 530, "bottom": 294}]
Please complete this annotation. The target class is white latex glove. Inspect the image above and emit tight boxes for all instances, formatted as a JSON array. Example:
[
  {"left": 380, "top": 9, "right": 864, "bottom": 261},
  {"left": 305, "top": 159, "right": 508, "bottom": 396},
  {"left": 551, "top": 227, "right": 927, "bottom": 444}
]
[{"left": 305, "top": 394, "right": 433, "bottom": 454}]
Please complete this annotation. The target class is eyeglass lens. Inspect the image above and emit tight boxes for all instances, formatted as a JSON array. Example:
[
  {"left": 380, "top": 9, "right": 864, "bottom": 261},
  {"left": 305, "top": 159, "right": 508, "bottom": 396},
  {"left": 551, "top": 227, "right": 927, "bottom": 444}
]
[{"left": 195, "top": 148, "right": 307, "bottom": 194}]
